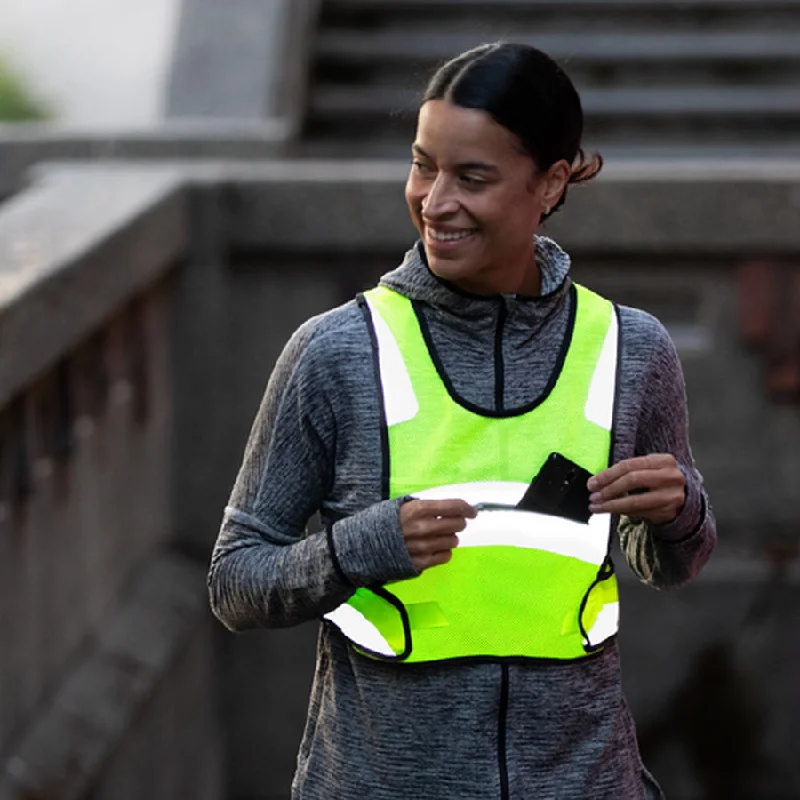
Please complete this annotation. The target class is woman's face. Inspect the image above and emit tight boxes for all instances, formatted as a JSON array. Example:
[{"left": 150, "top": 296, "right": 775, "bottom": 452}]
[{"left": 405, "top": 99, "right": 568, "bottom": 296}]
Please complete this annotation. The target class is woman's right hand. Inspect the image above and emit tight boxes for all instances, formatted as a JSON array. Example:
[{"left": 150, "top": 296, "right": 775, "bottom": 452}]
[{"left": 400, "top": 499, "right": 477, "bottom": 572}]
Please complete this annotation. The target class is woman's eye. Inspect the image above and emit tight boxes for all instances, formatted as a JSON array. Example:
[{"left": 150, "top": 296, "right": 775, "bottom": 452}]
[
  {"left": 460, "top": 175, "right": 485, "bottom": 187},
  {"left": 412, "top": 160, "right": 434, "bottom": 175}
]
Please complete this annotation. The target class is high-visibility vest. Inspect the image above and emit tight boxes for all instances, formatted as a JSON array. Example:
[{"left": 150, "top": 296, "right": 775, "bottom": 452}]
[{"left": 325, "top": 283, "right": 620, "bottom": 663}]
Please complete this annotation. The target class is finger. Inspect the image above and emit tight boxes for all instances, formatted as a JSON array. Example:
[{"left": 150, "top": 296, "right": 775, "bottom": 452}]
[
  {"left": 589, "top": 466, "right": 683, "bottom": 504},
  {"left": 406, "top": 534, "right": 460, "bottom": 557},
  {"left": 407, "top": 535, "right": 460, "bottom": 573},
  {"left": 403, "top": 514, "right": 471, "bottom": 538},
  {"left": 588, "top": 454, "right": 678, "bottom": 492},
  {"left": 402, "top": 498, "right": 477, "bottom": 522},
  {"left": 589, "top": 487, "right": 685, "bottom": 517},
  {"left": 412, "top": 548, "right": 455, "bottom": 572},
  {"left": 589, "top": 454, "right": 678, "bottom": 491}
]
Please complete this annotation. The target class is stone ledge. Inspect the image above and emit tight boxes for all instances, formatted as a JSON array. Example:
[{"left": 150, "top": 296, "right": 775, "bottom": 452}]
[
  {"left": 171, "top": 157, "right": 800, "bottom": 254},
  {"left": 0, "top": 164, "right": 188, "bottom": 409},
  {"left": 4, "top": 157, "right": 800, "bottom": 412},
  {"left": 0, "top": 552, "right": 209, "bottom": 800},
  {"left": 16, "top": 157, "right": 800, "bottom": 258},
  {"left": 0, "top": 120, "right": 290, "bottom": 199}
]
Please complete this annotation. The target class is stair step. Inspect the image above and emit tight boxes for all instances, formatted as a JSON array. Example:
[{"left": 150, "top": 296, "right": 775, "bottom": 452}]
[
  {"left": 307, "top": 0, "right": 800, "bottom": 154},
  {"left": 321, "top": 1, "right": 800, "bottom": 36},
  {"left": 310, "top": 85, "right": 800, "bottom": 118},
  {"left": 316, "top": 31, "right": 800, "bottom": 63},
  {"left": 325, "top": 0, "right": 800, "bottom": 8}
]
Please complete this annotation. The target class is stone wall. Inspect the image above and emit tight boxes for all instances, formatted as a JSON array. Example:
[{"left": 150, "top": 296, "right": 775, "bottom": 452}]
[
  {"left": 177, "top": 160, "right": 800, "bottom": 799},
  {"left": 1, "top": 158, "right": 798, "bottom": 798},
  {"left": 166, "top": 0, "right": 320, "bottom": 135},
  {"left": 0, "top": 165, "right": 222, "bottom": 799},
  {"left": 0, "top": 123, "right": 288, "bottom": 203}
]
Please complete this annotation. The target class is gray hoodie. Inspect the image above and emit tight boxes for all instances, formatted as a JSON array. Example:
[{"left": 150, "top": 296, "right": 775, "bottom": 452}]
[{"left": 208, "top": 237, "right": 716, "bottom": 799}]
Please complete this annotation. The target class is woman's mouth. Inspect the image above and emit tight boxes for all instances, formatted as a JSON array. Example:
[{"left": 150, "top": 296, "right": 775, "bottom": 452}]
[{"left": 426, "top": 226, "right": 479, "bottom": 249}]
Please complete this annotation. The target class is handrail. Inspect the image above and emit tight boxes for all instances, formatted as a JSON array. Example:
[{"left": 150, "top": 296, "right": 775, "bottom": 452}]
[
  {"left": 0, "top": 165, "right": 187, "bottom": 410},
  {"left": 0, "top": 119, "right": 289, "bottom": 200}
]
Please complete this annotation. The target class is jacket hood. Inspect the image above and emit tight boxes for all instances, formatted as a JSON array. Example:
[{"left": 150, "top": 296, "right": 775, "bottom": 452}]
[{"left": 379, "top": 236, "right": 573, "bottom": 323}]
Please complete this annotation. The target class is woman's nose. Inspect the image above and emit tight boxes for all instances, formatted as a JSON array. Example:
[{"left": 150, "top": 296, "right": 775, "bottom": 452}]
[{"left": 422, "top": 175, "right": 458, "bottom": 218}]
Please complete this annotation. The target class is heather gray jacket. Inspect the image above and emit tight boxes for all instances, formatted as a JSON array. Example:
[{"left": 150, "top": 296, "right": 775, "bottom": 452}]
[{"left": 208, "top": 237, "right": 716, "bottom": 800}]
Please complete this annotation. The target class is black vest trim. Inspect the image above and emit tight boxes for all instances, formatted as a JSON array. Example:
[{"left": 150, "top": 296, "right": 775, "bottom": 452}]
[
  {"left": 358, "top": 293, "right": 391, "bottom": 501},
  {"left": 410, "top": 284, "right": 578, "bottom": 419},
  {"left": 325, "top": 621, "right": 610, "bottom": 666}
]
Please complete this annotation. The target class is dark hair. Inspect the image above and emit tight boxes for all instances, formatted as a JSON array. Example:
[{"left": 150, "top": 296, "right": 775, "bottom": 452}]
[{"left": 421, "top": 42, "right": 602, "bottom": 218}]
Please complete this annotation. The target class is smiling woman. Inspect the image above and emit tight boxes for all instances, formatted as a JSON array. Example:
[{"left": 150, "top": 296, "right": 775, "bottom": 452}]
[
  {"left": 407, "top": 101, "right": 553, "bottom": 295},
  {"left": 405, "top": 43, "right": 600, "bottom": 297},
  {"left": 208, "top": 42, "right": 716, "bottom": 800}
]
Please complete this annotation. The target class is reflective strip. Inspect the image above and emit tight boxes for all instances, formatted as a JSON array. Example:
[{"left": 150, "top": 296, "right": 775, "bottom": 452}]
[
  {"left": 324, "top": 603, "right": 395, "bottom": 656},
  {"left": 413, "top": 482, "right": 609, "bottom": 567},
  {"left": 585, "top": 601, "right": 619, "bottom": 647},
  {"left": 458, "top": 511, "right": 610, "bottom": 566},
  {"left": 584, "top": 308, "right": 618, "bottom": 431},
  {"left": 369, "top": 302, "right": 419, "bottom": 426},
  {"left": 414, "top": 481, "right": 528, "bottom": 506}
]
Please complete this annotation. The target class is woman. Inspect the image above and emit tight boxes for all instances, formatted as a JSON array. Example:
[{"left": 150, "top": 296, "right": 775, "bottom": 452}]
[{"left": 209, "top": 43, "right": 716, "bottom": 799}]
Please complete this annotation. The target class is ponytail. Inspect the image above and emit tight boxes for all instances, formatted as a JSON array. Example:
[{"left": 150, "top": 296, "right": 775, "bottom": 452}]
[
  {"left": 542, "top": 148, "right": 603, "bottom": 221},
  {"left": 569, "top": 148, "right": 603, "bottom": 184}
]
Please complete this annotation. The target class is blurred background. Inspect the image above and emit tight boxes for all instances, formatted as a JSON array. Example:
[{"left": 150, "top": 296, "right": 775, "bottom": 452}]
[{"left": 0, "top": 1, "right": 799, "bottom": 798}]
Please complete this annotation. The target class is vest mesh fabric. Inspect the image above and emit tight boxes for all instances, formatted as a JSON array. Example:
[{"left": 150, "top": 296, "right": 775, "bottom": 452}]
[{"left": 325, "top": 284, "right": 620, "bottom": 663}]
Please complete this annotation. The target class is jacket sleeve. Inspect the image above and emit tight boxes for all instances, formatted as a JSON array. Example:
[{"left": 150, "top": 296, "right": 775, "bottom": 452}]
[
  {"left": 207, "top": 317, "right": 417, "bottom": 632},
  {"left": 617, "top": 315, "right": 717, "bottom": 589}
]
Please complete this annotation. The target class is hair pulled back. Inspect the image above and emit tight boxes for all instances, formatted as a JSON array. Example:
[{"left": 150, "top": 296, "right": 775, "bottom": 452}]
[{"left": 422, "top": 42, "right": 602, "bottom": 218}]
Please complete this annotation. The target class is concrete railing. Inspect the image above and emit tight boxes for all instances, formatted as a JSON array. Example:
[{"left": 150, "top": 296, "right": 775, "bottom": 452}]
[
  {"left": 0, "top": 120, "right": 290, "bottom": 202},
  {"left": 0, "top": 165, "right": 222, "bottom": 799},
  {"left": 0, "top": 158, "right": 798, "bottom": 798}
]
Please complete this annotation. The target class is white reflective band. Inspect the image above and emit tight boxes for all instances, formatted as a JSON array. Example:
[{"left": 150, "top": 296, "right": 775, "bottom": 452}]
[
  {"left": 369, "top": 302, "right": 419, "bottom": 426},
  {"left": 584, "top": 308, "right": 618, "bottom": 431},
  {"left": 413, "top": 483, "right": 610, "bottom": 566},
  {"left": 324, "top": 603, "right": 395, "bottom": 656},
  {"left": 585, "top": 601, "right": 619, "bottom": 647},
  {"left": 414, "top": 481, "right": 528, "bottom": 506},
  {"left": 458, "top": 511, "right": 610, "bottom": 566}
]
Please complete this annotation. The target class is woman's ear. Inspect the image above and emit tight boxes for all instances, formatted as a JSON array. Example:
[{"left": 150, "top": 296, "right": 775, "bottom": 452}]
[{"left": 541, "top": 159, "right": 571, "bottom": 209}]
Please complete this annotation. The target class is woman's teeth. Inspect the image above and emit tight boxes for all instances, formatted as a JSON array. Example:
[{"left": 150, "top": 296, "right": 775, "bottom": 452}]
[{"left": 429, "top": 228, "right": 476, "bottom": 242}]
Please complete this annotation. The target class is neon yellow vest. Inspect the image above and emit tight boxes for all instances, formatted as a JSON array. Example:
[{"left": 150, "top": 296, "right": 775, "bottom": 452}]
[{"left": 325, "top": 283, "right": 619, "bottom": 663}]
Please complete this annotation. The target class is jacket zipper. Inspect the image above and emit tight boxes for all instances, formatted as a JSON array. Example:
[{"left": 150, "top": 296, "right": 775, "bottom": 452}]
[
  {"left": 494, "top": 301, "right": 507, "bottom": 413},
  {"left": 495, "top": 303, "right": 509, "bottom": 796},
  {"left": 498, "top": 663, "right": 510, "bottom": 800}
]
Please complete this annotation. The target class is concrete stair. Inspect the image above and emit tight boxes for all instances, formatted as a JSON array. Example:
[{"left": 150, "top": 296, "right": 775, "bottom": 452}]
[{"left": 302, "top": 0, "right": 800, "bottom": 158}]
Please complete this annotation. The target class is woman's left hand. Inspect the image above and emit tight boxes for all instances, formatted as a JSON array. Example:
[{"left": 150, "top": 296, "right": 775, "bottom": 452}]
[{"left": 587, "top": 453, "right": 686, "bottom": 525}]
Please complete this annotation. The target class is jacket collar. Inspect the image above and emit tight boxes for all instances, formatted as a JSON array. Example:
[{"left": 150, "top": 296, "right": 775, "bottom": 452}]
[{"left": 379, "top": 237, "right": 573, "bottom": 326}]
